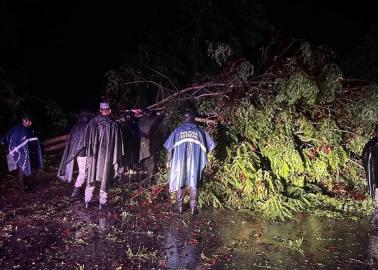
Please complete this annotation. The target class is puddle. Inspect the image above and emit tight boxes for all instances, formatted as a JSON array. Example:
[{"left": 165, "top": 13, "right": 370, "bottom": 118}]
[{"left": 201, "top": 210, "right": 375, "bottom": 269}]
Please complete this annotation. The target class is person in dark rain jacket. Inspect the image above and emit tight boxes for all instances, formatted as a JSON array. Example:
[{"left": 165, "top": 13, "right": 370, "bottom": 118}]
[
  {"left": 362, "top": 124, "right": 378, "bottom": 225},
  {"left": 57, "top": 110, "right": 93, "bottom": 197},
  {"left": 120, "top": 110, "right": 140, "bottom": 173},
  {"left": 138, "top": 109, "right": 163, "bottom": 178},
  {"left": 164, "top": 110, "right": 215, "bottom": 215},
  {"left": 0, "top": 113, "right": 43, "bottom": 192}
]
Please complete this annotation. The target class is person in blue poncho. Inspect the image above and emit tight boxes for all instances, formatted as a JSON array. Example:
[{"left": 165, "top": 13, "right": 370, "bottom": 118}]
[
  {"left": 164, "top": 110, "right": 216, "bottom": 215},
  {"left": 0, "top": 113, "right": 43, "bottom": 192}
]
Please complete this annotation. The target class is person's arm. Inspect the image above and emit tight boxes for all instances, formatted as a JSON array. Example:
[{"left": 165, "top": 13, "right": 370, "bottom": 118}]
[{"left": 204, "top": 130, "right": 216, "bottom": 153}]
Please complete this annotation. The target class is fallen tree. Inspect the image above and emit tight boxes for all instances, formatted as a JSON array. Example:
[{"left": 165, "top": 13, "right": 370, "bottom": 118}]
[{"left": 51, "top": 39, "right": 371, "bottom": 221}]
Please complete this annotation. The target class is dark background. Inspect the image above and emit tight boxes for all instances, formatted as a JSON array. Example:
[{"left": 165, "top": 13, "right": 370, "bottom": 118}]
[{"left": 0, "top": 0, "right": 377, "bottom": 130}]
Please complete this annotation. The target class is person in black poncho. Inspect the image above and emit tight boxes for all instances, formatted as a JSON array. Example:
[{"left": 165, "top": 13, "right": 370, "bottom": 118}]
[
  {"left": 57, "top": 110, "right": 93, "bottom": 197},
  {"left": 120, "top": 110, "right": 140, "bottom": 174},
  {"left": 362, "top": 124, "right": 378, "bottom": 225},
  {"left": 84, "top": 102, "right": 124, "bottom": 210}
]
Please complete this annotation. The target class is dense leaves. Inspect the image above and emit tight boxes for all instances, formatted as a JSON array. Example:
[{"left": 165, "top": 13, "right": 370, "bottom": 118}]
[{"left": 141, "top": 40, "right": 376, "bottom": 221}]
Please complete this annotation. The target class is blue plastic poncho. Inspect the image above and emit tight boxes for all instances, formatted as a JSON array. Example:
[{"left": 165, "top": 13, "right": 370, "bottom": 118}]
[
  {"left": 0, "top": 123, "right": 43, "bottom": 176},
  {"left": 164, "top": 123, "right": 215, "bottom": 192}
]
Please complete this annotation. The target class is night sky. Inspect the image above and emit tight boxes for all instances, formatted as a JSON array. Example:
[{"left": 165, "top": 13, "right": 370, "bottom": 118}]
[{"left": 1, "top": 0, "right": 377, "bottom": 111}]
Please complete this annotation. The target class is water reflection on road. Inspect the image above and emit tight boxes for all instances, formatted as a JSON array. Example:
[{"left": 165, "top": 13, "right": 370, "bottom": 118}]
[
  {"left": 164, "top": 217, "right": 202, "bottom": 269},
  {"left": 70, "top": 202, "right": 378, "bottom": 269},
  {"left": 165, "top": 210, "right": 377, "bottom": 269}
]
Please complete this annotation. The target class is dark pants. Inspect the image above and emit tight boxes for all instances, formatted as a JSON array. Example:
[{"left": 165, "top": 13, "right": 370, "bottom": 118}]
[
  {"left": 141, "top": 155, "right": 156, "bottom": 177},
  {"left": 18, "top": 167, "right": 27, "bottom": 192},
  {"left": 17, "top": 167, "right": 35, "bottom": 192}
]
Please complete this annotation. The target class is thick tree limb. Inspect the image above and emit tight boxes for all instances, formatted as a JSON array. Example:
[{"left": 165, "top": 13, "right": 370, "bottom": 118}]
[
  {"left": 44, "top": 142, "right": 67, "bottom": 152},
  {"left": 44, "top": 134, "right": 69, "bottom": 146}
]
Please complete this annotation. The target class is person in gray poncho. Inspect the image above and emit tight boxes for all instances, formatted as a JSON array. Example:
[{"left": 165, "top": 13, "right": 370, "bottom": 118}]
[
  {"left": 57, "top": 110, "right": 93, "bottom": 197},
  {"left": 84, "top": 102, "right": 124, "bottom": 209}
]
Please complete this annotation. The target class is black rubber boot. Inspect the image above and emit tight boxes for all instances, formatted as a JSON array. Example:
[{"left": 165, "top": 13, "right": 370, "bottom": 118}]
[
  {"left": 71, "top": 187, "right": 80, "bottom": 198},
  {"left": 176, "top": 188, "right": 185, "bottom": 214},
  {"left": 99, "top": 203, "right": 108, "bottom": 211},
  {"left": 190, "top": 188, "right": 198, "bottom": 215},
  {"left": 372, "top": 210, "right": 378, "bottom": 227}
]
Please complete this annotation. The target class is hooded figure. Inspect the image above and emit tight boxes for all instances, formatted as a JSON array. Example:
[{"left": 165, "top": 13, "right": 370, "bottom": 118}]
[
  {"left": 84, "top": 102, "right": 124, "bottom": 209},
  {"left": 0, "top": 113, "right": 43, "bottom": 192},
  {"left": 362, "top": 124, "right": 378, "bottom": 225},
  {"left": 138, "top": 109, "right": 163, "bottom": 177},
  {"left": 120, "top": 110, "right": 140, "bottom": 171},
  {"left": 164, "top": 110, "right": 215, "bottom": 215},
  {"left": 57, "top": 111, "right": 93, "bottom": 197}
]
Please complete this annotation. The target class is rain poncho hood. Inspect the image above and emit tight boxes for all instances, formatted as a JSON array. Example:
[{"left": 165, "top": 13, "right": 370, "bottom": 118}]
[
  {"left": 0, "top": 123, "right": 42, "bottom": 176},
  {"left": 164, "top": 123, "right": 215, "bottom": 192}
]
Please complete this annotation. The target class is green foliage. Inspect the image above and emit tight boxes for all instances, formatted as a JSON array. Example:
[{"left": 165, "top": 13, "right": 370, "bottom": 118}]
[
  {"left": 342, "top": 160, "right": 366, "bottom": 188},
  {"left": 293, "top": 116, "right": 317, "bottom": 143},
  {"left": 276, "top": 72, "right": 319, "bottom": 106},
  {"left": 207, "top": 42, "right": 233, "bottom": 66},
  {"left": 229, "top": 100, "right": 274, "bottom": 144},
  {"left": 298, "top": 42, "right": 336, "bottom": 70},
  {"left": 316, "top": 118, "right": 342, "bottom": 145},
  {"left": 257, "top": 194, "right": 314, "bottom": 221},
  {"left": 161, "top": 99, "right": 191, "bottom": 132},
  {"left": 133, "top": 39, "right": 372, "bottom": 222},
  {"left": 274, "top": 236, "right": 304, "bottom": 254},
  {"left": 347, "top": 84, "right": 378, "bottom": 126},
  {"left": 317, "top": 64, "right": 343, "bottom": 104},
  {"left": 313, "top": 194, "right": 374, "bottom": 217},
  {"left": 232, "top": 61, "right": 255, "bottom": 83},
  {"left": 44, "top": 99, "right": 76, "bottom": 130},
  {"left": 197, "top": 93, "right": 371, "bottom": 221},
  {"left": 345, "top": 130, "right": 368, "bottom": 157},
  {"left": 0, "top": 80, "right": 23, "bottom": 112},
  {"left": 260, "top": 132, "right": 304, "bottom": 181}
]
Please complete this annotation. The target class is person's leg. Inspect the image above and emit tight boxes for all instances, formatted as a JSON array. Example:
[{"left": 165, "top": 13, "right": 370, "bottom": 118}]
[
  {"left": 189, "top": 188, "right": 198, "bottom": 215},
  {"left": 176, "top": 188, "right": 185, "bottom": 214},
  {"left": 145, "top": 155, "right": 155, "bottom": 177},
  {"left": 372, "top": 188, "right": 378, "bottom": 225},
  {"left": 99, "top": 178, "right": 109, "bottom": 210},
  {"left": 84, "top": 185, "right": 95, "bottom": 208},
  {"left": 99, "top": 189, "right": 108, "bottom": 210},
  {"left": 72, "top": 157, "right": 87, "bottom": 197},
  {"left": 18, "top": 167, "right": 25, "bottom": 192},
  {"left": 375, "top": 188, "right": 378, "bottom": 208}
]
